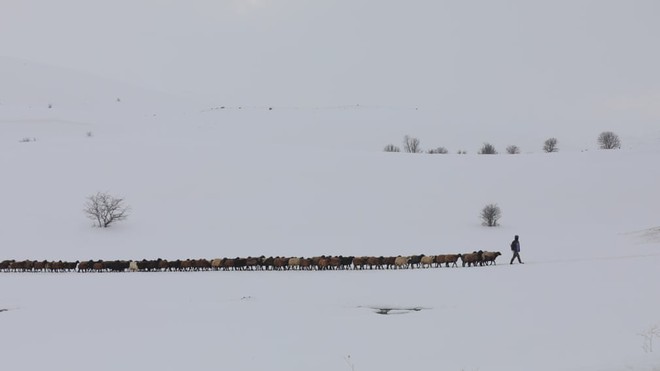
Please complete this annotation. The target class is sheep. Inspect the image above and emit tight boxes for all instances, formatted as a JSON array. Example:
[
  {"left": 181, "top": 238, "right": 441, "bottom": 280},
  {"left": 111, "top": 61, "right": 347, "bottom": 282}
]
[
  {"left": 434, "top": 254, "right": 461, "bottom": 268},
  {"left": 288, "top": 257, "right": 301, "bottom": 270},
  {"left": 194, "top": 259, "right": 212, "bottom": 271},
  {"left": 352, "top": 257, "right": 367, "bottom": 270},
  {"left": 420, "top": 255, "right": 435, "bottom": 268},
  {"left": 408, "top": 255, "right": 425, "bottom": 269},
  {"left": 211, "top": 259, "right": 223, "bottom": 270},
  {"left": 105, "top": 260, "right": 129, "bottom": 272},
  {"left": 317, "top": 256, "right": 330, "bottom": 270},
  {"left": 180, "top": 259, "right": 193, "bottom": 271},
  {"left": 167, "top": 260, "right": 182, "bottom": 271},
  {"left": 129, "top": 261, "right": 139, "bottom": 272},
  {"left": 158, "top": 259, "right": 169, "bottom": 271},
  {"left": 481, "top": 251, "right": 502, "bottom": 265},
  {"left": 33, "top": 260, "right": 46, "bottom": 272},
  {"left": 366, "top": 256, "right": 384, "bottom": 270},
  {"left": 340, "top": 256, "right": 354, "bottom": 270},
  {"left": 77, "top": 260, "right": 94, "bottom": 272},
  {"left": 383, "top": 256, "right": 397, "bottom": 269},
  {"left": 328, "top": 256, "right": 342, "bottom": 270},
  {"left": 0, "top": 260, "right": 14, "bottom": 272},
  {"left": 394, "top": 256, "right": 410, "bottom": 269},
  {"left": 460, "top": 251, "right": 484, "bottom": 267},
  {"left": 273, "top": 257, "right": 288, "bottom": 270},
  {"left": 92, "top": 261, "right": 105, "bottom": 272},
  {"left": 261, "top": 256, "right": 274, "bottom": 270},
  {"left": 245, "top": 256, "right": 262, "bottom": 270},
  {"left": 299, "top": 258, "right": 312, "bottom": 270}
]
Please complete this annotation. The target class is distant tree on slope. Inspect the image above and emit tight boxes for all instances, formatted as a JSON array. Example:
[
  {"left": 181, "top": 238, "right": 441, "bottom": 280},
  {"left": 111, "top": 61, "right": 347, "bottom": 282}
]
[
  {"left": 506, "top": 145, "right": 520, "bottom": 154},
  {"left": 403, "top": 135, "right": 422, "bottom": 153},
  {"left": 598, "top": 131, "right": 621, "bottom": 149},
  {"left": 384, "top": 144, "right": 400, "bottom": 152},
  {"left": 481, "top": 204, "right": 501, "bottom": 227},
  {"left": 543, "top": 138, "right": 559, "bottom": 153},
  {"left": 479, "top": 143, "right": 497, "bottom": 155},
  {"left": 84, "top": 192, "right": 130, "bottom": 228}
]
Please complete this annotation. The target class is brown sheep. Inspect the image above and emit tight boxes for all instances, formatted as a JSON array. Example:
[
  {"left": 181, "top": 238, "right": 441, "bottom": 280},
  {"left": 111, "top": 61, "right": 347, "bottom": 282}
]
[
  {"left": 245, "top": 256, "right": 262, "bottom": 270},
  {"left": 352, "top": 257, "right": 367, "bottom": 270},
  {"left": 33, "top": 260, "right": 47, "bottom": 272},
  {"left": 299, "top": 258, "right": 312, "bottom": 270},
  {"left": 317, "top": 256, "right": 330, "bottom": 270},
  {"left": 366, "top": 256, "right": 383, "bottom": 270},
  {"left": 180, "top": 259, "right": 193, "bottom": 271},
  {"left": 158, "top": 259, "right": 169, "bottom": 271},
  {"left": 460, "top": 251, "right": 484, "bottom": 267},
  {"left": 328, "top": 256, "right": 341, "bottom": 270},
  {"left": 481, "top": 251, "right": 502, "bottom": 265},
  {"left": 273, "top": 257, "right": 288, "bottom": 270},
  {"left": 382, "top": 256, "right": 397, "bottom": 269},
  {"left": 92, "top": 261, "right": 105, "bottom": 272},
  {"left": 435, "top": 254, "right": 461, "bottom": 268}
]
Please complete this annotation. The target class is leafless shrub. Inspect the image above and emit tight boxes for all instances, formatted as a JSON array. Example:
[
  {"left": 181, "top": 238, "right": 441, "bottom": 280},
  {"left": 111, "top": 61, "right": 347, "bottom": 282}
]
[
  {"left": 403, "top": 135, "right": 422, "bottom": 153},
  {"left": 598, "top": 131, "right": 621, "bottom": 149},
  {"left": 481, "top": 204, "right": 501, "bottom": 227},
  {"left": 478, "top": 143, "right": 497, "bottom": 155},
  {"left": 457, "top": 150, "right": 467, "bottom": 155},
  {"left": 427, "top": 147, "right": 448, "bottom": 154},
  {"left": 86, "top": 131, "right": 94, "bottom": 138},
  {"left": 543, "top": 138, "right": 559, "bottom": 153},
  {"left": 84, "top": 192, "right": 130, "bottom": 228},
  {"left": 383, "top": 144, "right": 400, "bottom": 152},
  {"left": 19, "top": 137, "right": 37, "bottom": 143},
  {"left": 506, "top": 145, "right": 520, "bottom": 154}
]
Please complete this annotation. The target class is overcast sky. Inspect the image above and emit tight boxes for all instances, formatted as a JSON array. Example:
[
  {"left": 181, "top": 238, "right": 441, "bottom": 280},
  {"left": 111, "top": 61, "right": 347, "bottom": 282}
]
[{"left": 2, "top": 0, "right": 659, "bottom": 135}]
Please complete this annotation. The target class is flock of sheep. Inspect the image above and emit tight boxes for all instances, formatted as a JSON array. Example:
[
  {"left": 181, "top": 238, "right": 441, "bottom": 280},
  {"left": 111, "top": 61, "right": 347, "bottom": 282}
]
[{"left": 0, "top": 250, "right": 502, "bottom": 273}]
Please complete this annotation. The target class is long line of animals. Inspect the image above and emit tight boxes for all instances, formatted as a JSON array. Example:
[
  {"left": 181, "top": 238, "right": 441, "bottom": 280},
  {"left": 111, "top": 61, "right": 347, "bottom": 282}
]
[{"left": 0, "top": 250, "right": 502, "bottom": 273}]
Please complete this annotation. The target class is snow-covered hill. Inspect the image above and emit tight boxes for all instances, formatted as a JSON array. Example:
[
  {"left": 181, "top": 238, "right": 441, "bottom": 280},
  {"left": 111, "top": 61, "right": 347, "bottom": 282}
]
[{"left": 1, "top": 58, "right": 659, "bottom": 371}]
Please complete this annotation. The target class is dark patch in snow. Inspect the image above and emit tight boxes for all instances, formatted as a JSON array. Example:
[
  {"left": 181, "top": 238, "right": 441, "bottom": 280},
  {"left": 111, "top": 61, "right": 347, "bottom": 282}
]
[
  {"left": 359, "top": 306, "right": 430, "bottom": 315},
  {"left": 624, "top": 227, "right": 660, "bottom": 245}
]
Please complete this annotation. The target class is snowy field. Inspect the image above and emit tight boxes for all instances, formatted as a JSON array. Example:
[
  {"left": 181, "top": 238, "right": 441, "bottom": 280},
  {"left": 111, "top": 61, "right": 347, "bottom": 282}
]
[{"left": 2, "top": 58, "right": 660, "bottom": 371}]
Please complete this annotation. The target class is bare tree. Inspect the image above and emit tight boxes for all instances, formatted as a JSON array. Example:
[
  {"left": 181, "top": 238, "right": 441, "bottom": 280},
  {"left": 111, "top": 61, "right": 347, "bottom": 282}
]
[
  {"left": 478, "top": 143, "right": 498, "bottom": 155},
  {"left": 481, "top": 204, "right": 501, "bottom": 227},
  {"left": 427, "top": 146, "right": 448, "bottom": 154},
  {"left": 598, "top": 131, "right": 621, "bottom": 149},
  {"left": 84, "top": 192, "right": 130, "bottom": 228},
  {"left": 403, "top": 135, "right": 422, "bottom": 153},
  {"left": 383, "top": 144, "right": 400, "bottom": 152},
  {"left": 543, "top": 138, "right": 559, "bottom": 153},
  {"left": 506, "top": 145, "right": 520, "bottom": 154}
]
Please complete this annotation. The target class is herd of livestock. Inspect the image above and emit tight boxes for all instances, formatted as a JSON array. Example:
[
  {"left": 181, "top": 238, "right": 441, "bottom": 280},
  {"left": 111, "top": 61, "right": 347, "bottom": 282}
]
[{"left": 0, "top": 250, "right": 503, "bottom": 273}]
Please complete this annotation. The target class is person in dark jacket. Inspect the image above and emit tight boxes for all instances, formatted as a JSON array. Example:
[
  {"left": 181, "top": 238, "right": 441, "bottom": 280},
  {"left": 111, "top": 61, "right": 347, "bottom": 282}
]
[{"left": 510, "top": 235, "right": 524, "bottom": 264}]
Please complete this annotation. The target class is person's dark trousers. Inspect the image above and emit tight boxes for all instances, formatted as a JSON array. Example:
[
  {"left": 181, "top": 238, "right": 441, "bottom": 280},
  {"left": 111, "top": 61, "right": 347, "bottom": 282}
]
[{"left": 510, "top": 252, "right": 523, "bottom": 264}]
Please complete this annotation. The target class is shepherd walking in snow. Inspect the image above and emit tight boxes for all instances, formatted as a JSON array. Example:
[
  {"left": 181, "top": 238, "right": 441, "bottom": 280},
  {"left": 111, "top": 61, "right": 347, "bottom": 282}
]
[{"left": 510, "top": 235, "right": 524, "bottom": 264}]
